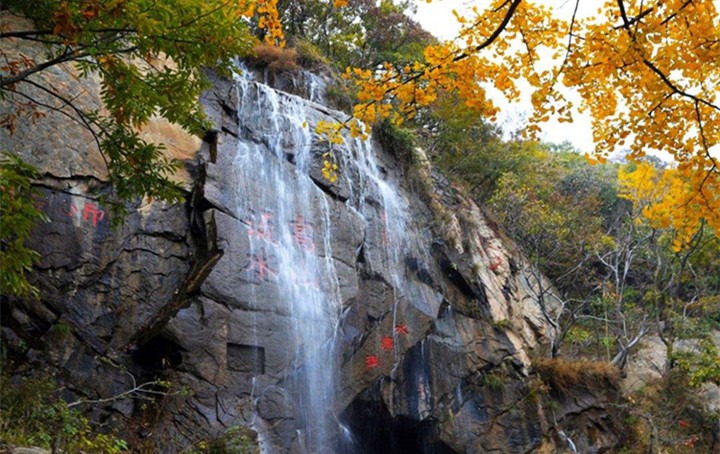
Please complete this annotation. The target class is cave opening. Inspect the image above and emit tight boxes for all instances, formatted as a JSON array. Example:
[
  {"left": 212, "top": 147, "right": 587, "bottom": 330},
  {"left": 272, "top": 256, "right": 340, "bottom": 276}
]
[
  {"left": 131, "top": 335, "right": 184, "bottom": 370},
  {"left": 337, "top": 396, "right": 459, "bottom": 454}
]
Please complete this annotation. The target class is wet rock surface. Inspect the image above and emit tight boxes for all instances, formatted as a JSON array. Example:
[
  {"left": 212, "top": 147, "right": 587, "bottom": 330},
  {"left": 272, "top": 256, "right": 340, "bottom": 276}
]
[{"left": 3, "top": 25, "right": 621, "bottom": 452}]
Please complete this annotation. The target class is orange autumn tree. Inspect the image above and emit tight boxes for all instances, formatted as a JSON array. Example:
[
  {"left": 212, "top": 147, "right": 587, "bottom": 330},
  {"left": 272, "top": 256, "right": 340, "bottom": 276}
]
[
  {"left": 619, "top": 162, "right": 711, "bottom": 250},
  {"left": 332, "top": 0, "right": 719, "bottom": 245}
]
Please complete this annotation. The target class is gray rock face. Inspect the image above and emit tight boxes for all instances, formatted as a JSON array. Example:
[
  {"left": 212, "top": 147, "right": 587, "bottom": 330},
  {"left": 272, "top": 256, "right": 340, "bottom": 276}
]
[{"left": 2, "top": 18, "right": 617, "bottom": 452}]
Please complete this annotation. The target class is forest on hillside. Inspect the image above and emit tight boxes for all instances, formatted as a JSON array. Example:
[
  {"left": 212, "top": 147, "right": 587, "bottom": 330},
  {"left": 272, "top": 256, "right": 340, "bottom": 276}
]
[{"left": 1, "top": 0, "right": 719, "bottom": 453}]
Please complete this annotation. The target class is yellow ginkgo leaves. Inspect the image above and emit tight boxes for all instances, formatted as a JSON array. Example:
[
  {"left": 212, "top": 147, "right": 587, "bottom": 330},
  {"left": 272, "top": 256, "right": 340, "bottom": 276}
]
[
  {"left": 337, "top": 0, "right": 719, "bottom": 247},
  {"left": 619, "top": 162, "right": 719, "bottom": 251}
]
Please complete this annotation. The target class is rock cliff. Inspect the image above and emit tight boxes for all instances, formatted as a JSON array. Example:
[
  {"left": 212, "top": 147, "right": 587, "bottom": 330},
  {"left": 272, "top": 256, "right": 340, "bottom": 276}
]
[{"left": 1, "top": 17, "right": 621, "bottom": 452}]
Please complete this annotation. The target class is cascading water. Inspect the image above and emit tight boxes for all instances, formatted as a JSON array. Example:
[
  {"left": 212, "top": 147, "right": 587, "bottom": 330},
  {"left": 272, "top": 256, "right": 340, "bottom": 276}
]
[
  {"left": 228, "top": 67, "right": 435, "bottom": 453},
  {"left": 302, "top": 70, "right": 326, "bottom": 104},
  {"left": 230, "top": 73, "right": 342, "bottom": 452}
]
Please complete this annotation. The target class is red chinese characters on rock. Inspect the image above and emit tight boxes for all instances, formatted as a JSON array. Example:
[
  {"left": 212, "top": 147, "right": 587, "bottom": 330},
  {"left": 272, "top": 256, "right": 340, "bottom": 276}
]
[
  {"left": 243, "top": 250, "right": 278, "bottom": 282},
  {"left": 489, "top": 256, "right": 503, "bottom": 272},
  {"left": 290, "top": 215, "right": 315, "bottom": 252},
  {"left": 365, "top": 355, "right": 379, "bottom": 370},
  {"left": 242, "top": 210, "right": 277, "bottom": 244},
  {"left": 68, "top": 202, "right": 106, "bottom": 227},
  {"left": 394, "top": 324, "right": 409, "bottom": 335},
  {"left": 380, "top": 336, "right": 394, "bottom": 351}
]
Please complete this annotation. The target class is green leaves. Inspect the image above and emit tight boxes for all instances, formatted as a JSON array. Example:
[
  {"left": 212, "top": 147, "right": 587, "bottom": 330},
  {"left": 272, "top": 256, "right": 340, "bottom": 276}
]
[
  {"left": 0, "top": 372, "right": 130, "bottom": 453},
  {"left": 0, "top": 152, "right": 49, "bottom": 298},
  {"left": 3, "top": 0, "right": 257, "bottom": 217},
  {"left": 674, "top": 338, "right": 720, "bottom": 387},
  {"left": 99, "top": 120, "right": 184, "bottom": 221}
]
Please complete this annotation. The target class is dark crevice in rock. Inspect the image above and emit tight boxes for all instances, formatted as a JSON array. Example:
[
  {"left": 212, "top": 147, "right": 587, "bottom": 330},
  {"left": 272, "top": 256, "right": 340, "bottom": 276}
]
[
  {"left": 121, "top": 245, "right": 186, "bottom": 262},
  {"left": 125, "top": 161, "right": 224, "bottom": 350},
  {"left": 501, "top": 282, "right": 512, "bottom": 302},
  {"left": 38, "top": 172, "right": 107, "bottom": 186},
  {"left": 338, "top": 393, "right": 460, "bottom": 454},
  {"left": 202, "top": 129, "right": 219, "bottom": 163},
  {"left": 219, "top": 99, "right": 238, "bottom": 124},
  {"left": 309, "top": 174, "right": 349, "bottom": 203},
  {"left": 0, "top": 302, "right": 54, "bottom": 347},
  {"left": 134, "top": 229, "right": 187, "bottom": 243},
  {"left": 221, "top": 126, "right": 239, "bottom": 139},
  {"left": 434, "top": 247, "right": 490, "bottom": 319},
  {"left": 404, "top": 256, "right": 435, "bottom": 288},
  {"left": 132, "top": 335, "right": 185, "bottom": 370},
  {"left": 195, "top": 196, "right": 236, "bottom": 222},
  {"left": 356, "top": 240, "right": 366, "bottom": 265},
  {"left": 32, "top": 183, "right": 107, "bottom": 203}
]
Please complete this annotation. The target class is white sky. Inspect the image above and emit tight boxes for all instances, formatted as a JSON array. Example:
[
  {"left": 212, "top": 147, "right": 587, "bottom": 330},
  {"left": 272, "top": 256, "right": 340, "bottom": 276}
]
[{"left": 410, "top": 1, "right": 606, "bottom": 153}]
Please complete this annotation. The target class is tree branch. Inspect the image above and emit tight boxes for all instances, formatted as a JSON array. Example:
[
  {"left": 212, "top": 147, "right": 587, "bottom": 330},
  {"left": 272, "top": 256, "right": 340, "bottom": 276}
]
[{"left": 0, "top": 48, "right": 90, "bottom": 88}]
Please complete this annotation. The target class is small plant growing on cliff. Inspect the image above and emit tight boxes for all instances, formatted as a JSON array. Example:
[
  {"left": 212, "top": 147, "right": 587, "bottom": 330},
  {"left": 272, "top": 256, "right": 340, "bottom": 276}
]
[
  {"left": 185, "top": 425, "right": 259, "bottom": 454},
  {"left": 492, "top": 319, "right": 511, "bottom": 330},
  {"left": 481, "top": 369, "right": 504, "bottom": 391},
  {"left": 533, "top": 357, "right": 619, "bottom": 395}
]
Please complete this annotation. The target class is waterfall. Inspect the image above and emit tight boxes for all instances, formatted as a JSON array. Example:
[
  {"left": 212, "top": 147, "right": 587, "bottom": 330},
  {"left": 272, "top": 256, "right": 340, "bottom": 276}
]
[
  {"left": 559, "top": 430, "right": 578, "bottom": 453},
  {"left": 231, "top": 75, "right": 342, "bottom": 452},
  {"left": 302, "top": 70, "right": 326, "bottom": 104},
  {"left": 228, "top": 70, "right": 436, "bottom": 452}
]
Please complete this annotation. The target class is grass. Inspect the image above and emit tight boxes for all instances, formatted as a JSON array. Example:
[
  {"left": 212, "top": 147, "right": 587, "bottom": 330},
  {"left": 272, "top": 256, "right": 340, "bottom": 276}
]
[
  {"left": 375, "top": 119, "right": 417, "bottom": 164},
  {"left": 533, "top": 357, "right": 620, "bottom": 394},
  {"left": 248, "top": 43, "right": 299, "bottom": 73},
  {"left": 293, "top": 38, "right": 330, "bottom": 71}
]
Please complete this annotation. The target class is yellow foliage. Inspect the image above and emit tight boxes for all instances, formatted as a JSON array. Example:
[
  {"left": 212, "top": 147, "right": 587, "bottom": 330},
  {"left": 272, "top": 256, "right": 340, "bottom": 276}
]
[
  {"left": 619, "top": 162, "right": 719, "bottom": 251},
  {"left": 339, "top": 0, "right": 719, "bottom": 244},
  {"left": 315, "top": 120, "right": 345, "bottom": 145},
  {"left": 236, "top": 0, "right": 285, "bottom": 47}
]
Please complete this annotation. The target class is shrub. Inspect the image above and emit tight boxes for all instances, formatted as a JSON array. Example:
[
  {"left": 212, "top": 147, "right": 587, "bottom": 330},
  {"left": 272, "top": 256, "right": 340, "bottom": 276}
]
[
  {"left": 0, "top": 373, "right": 129, "bottom": 453},
  {"left": 293, "top": 38, "right": 330, "bottom": 71},
  {"left": 673, "top": 338, "right": 720, "bottom": 387},
  {"left": 186, "top": 426, "right": 259, "bottom": 454},
  {"left": 375, "top": 119, "right": 417, "bottom": 164},
  {"left": 325, "top": 79, "right": 356, "bottom": 113},
  {"left": 533, "top": 357, "right": 620, "bottom": 394},
  {"left": 248, "top": 44, "right": 298, "bottom": 73}
]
